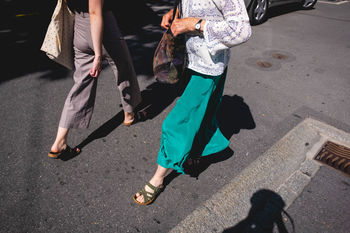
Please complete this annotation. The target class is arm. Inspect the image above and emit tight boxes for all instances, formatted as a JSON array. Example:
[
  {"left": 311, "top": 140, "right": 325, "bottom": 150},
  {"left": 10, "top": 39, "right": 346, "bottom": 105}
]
[
  {"left": 170, "top": 0, "right": 251, "bottom": 52},
  {"left": 161, "top": 9, "right": 174, "bottom": 29},
  {"left": 203, "top": 0, "right": 252, "bottom": 55},
  {"left": 89, "top": 0, "right": 104, "bottom": 77}
]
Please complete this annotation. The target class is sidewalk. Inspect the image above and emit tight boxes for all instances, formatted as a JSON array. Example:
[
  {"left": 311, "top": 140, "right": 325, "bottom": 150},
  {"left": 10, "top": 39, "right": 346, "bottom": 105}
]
[
  {"left": 170, "top": 118, "right": 350, "bottom": 233},
  {"left": 0, "top": 1, "right": 349, "bottom": 232}
]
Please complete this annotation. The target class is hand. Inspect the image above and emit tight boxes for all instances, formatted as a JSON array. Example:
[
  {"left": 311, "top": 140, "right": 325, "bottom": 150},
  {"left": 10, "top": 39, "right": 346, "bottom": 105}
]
[
  {"left": 170, "top": 18, "right": 199, "bottom": 37},
  {"left": 90, "top": 55, "right": 102, "bottom": 78},
  {"left": 161, "top": 9, "right": 174, "bottom": 30}
]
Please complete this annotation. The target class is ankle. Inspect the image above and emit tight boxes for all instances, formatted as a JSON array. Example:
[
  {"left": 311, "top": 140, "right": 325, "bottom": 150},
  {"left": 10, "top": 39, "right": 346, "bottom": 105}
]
[
  {"left": 51, "top": 140, "right": 67, "bottom": 152},
  {"left": 150, "top": 176, "right": 164, "bottom": 187}
]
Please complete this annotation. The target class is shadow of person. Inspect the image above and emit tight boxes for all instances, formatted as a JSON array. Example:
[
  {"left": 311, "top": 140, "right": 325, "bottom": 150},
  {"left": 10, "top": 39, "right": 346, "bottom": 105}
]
[
  {"left": 180, "top": 94, "right": 255, "bottom": 178},
  {"left": 59, "top": 79, "right": 185, "bottom": 161},
  {"left": 58, "top": 111, "right": 124, "bottom": 161},
  {"left": 223, "top": 189, "right": 294, "bottom": 233},
  {"left": 163, "top": 147, "right": 234, "bottom": 185},
  {"left": 185, "top": 147, "right": 234, "bottom": 179},
  {"left": 217, "top": 95, "right": 256, "bottom": 140}
]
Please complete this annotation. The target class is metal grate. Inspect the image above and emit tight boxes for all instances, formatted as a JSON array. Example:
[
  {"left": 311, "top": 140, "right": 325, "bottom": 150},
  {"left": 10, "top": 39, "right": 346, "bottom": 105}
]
[{"left": 314, "top": 141, "right": 350, "bottom": 175}]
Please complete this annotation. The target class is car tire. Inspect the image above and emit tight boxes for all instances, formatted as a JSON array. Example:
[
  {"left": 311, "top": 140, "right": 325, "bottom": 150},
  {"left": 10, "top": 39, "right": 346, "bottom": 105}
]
[
  {"left": 248, "top": 0, "right": 269, "bottom": 25},
  {"left": 300, "top": 0, "right": 317, "bottom": 9}
]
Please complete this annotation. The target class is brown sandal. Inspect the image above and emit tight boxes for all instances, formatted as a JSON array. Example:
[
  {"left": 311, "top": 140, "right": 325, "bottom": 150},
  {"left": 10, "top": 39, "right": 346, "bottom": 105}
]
[{"left": 48, "top": 145, "right": 79, "bottom": 159}]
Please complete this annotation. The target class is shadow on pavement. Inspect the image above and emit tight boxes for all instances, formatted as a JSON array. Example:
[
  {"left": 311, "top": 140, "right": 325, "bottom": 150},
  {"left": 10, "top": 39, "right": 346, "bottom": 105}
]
[
  {"left": 0, "top": 0, "right": 172, "bottom": 84},
  {"left": 183, "top": 147, "right": 235, "bottom": 179},
  {"left": 136, "top": 81, "right": 186, "bottom": 120},
  {"left": 0, "top": 0, "right": 67, "bottom": 83},
  {"left": 59, "top": 79, "right": 185, "bottom": 161},
  {"left": 165, "top": 94, "right": 256, "bottom": 181},
  {"left": 217, "top": 95, "right": 256, "bottom": 140},
  {"left": 222, "top": 189, "right": 295, "bottom": 233}
]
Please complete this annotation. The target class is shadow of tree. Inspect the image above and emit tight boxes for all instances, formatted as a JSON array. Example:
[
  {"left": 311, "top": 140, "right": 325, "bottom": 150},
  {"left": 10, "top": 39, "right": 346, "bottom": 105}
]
[
  {"left": 223, "top": 189, "right": 295, "bottom": 233},
  {"left": 0, "top": 0, "right": 67, "bottom": 83},
  {"left": 111, "top": 0, "right": 173, "bottom": 78},
  {"left": 0, "top": 0, "right": 173, "bottom": 84}
]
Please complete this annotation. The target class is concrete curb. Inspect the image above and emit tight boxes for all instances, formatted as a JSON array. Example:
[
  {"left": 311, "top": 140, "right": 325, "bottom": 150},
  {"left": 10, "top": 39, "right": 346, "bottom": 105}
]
[{"left": 169, "top": 118, "right": 350, "bottom": 233}]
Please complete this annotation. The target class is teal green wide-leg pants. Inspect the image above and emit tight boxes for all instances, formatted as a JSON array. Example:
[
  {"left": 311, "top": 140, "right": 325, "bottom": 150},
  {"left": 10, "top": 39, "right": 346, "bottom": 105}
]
[{"left": 157, "top": 69, "right": 229, "bottom": 173}]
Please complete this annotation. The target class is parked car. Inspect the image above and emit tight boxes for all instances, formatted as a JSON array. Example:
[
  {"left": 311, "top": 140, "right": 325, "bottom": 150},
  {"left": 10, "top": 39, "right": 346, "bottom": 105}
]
[{"left": 244, "top": 0, "right": 317, "bottom": 25}]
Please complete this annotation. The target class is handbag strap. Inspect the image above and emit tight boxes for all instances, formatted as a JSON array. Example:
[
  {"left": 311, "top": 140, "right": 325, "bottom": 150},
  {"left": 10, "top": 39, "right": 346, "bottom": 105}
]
[{"left": 172, "top": 0, "right": 182, "bottom": 22}]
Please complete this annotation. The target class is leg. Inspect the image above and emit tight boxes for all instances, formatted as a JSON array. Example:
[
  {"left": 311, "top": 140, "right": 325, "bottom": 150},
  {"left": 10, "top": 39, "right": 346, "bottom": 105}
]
[
  {"left": 156, "top": 70, "right": 229, "bottom": 173},
  {"left": 50, "top": 127, "right": 69, "bottom": 153},
  {"left": 48, "top": 127, "right": 81, "bottom": 158},
  {"left": 49, "top": 50, "right": 95, "bottom": 156},
  {"left": 102, "top": 12, "right": 141, "bottom": 124},
  {"left": 133, "top": 71, "right": 226, "bottom": 205},
  {"left": 49, "top": 13, "right": 97, "bottom": 156},
  {"left": 59, "top": 36, "right": 97, "bottom": 129}
]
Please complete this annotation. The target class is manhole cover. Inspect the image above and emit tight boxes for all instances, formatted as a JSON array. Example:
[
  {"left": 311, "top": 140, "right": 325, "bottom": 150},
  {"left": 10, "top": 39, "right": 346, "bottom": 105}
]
[
  {"left": 314, "top": 141, "right": 350, "bottom": 175},
  {"left": 272, "top": 53, "right": 288, "bottom": 60},
  {"left": 256, "top": 61, "right": 272, "bottom": 68}
]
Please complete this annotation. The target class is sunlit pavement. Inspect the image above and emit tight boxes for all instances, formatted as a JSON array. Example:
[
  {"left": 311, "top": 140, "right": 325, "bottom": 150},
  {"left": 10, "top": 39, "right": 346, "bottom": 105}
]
[{"left": 0, "top": 1, "right": 349, "bottom": 232}]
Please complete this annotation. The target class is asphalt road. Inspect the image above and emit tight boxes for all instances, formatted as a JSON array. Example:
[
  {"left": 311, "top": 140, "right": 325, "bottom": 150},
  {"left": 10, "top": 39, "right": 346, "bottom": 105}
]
[{"left": 0, "top": 1, "right": 349, "bottom": 232}]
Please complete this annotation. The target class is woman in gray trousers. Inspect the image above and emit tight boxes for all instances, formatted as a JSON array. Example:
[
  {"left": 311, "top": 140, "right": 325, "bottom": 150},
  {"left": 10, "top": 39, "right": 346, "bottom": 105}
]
[{"left": 48, "top": 0, "right": 141, "bottom": 158}]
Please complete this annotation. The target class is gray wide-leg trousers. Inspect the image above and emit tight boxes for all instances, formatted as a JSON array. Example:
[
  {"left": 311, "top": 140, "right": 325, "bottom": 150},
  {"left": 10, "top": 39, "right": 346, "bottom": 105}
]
[{"left": 59, "top": 11, "right": 141, "bottom": 129}]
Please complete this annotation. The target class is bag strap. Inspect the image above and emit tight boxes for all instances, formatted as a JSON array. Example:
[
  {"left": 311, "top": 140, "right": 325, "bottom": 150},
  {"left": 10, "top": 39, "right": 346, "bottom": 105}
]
[
  {"left": 172, "top": 0, "right": 181, "bottom": 22},
  {"left": 210, "top": 0, "right": 223, "bottom": 15}
]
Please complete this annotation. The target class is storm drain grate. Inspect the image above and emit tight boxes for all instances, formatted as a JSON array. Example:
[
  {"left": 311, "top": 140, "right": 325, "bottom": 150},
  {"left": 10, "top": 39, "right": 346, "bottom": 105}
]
[{"left": 314, "top": 141, "right": 350, "bottom": 175}]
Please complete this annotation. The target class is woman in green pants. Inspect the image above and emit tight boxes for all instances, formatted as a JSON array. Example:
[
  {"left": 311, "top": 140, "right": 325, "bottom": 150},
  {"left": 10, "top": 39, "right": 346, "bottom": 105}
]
[{"left": 133, "top": 0, "right": 252, "bottom": 205}]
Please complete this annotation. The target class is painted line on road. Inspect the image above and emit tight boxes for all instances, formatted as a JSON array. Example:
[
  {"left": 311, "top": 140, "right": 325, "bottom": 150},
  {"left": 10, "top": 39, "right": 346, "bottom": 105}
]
[
  {"left": 15, "top": 13, "right": 38, "bottom": 17},
  {"left": 318, "top": 0, "right": 349, "bottom": 5}
]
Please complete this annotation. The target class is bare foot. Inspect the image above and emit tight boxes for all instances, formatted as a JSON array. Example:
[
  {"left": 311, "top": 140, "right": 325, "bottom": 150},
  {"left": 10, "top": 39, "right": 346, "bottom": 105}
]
[
  {"left": 123, "top": 112, "right": 135, "bottom": 126},
  {"left": 50, "top": 142, "right": 80, "bottom": 154},
  {"left": 50, "top": 141, "right": 67, "bottom": 153}
]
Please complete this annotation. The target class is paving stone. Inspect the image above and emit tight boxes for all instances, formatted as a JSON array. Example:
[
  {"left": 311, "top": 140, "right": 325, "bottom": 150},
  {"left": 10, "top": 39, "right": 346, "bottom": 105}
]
[
  {"left": 300, "top": 159, "right": 320, "bottom": 177},
  {"left": 284, "top": 171, "right": 311, "bottom": 195}
]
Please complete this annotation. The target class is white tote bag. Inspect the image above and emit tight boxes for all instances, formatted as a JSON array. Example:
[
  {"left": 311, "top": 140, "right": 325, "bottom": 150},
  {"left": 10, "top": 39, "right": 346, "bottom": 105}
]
[{"left": 41, "top": 0, "right": 75, "bottom": 70}]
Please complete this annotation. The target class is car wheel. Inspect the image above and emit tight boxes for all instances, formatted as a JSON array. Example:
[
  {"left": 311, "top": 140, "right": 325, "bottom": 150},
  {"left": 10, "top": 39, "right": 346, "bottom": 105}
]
[
  {"left": 248, "top": 0, "right": 269, "bottom": 25},
  {"left": 300, "top": 0, "right": 317, "bottom": 9}
]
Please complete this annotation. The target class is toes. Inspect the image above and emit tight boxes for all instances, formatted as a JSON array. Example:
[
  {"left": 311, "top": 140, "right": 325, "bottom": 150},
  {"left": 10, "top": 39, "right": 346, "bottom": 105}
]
[
  {"left": 75, "top": 147, "right": 81, "bottom": 154},
  {"left": 135, "top": 192, "right": 145, "bottom": 203},
  {"left": 136, "top": 195, "right": 144, "bottom": 203}
]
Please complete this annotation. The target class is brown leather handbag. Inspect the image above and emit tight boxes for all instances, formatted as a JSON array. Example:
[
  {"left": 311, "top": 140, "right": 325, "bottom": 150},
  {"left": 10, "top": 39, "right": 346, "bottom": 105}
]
[{"left": 153, "top": 0, "right": 186, "bottom": 84}]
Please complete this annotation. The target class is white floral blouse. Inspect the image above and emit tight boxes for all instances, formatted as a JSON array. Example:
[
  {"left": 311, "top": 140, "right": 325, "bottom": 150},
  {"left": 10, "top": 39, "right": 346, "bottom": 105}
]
[{"left": 181, "top": 0, "right": 252, "bottom": 76}]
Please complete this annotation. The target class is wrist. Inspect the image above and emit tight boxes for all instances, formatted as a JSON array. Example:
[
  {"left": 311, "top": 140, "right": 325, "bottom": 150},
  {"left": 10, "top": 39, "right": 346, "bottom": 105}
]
[{"left": 194, "top": 19, "right": 203, "bottom": 33}]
